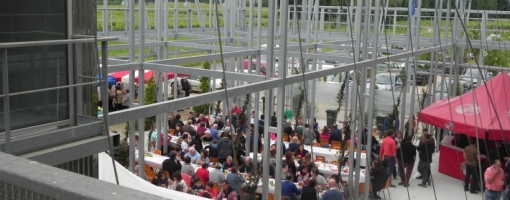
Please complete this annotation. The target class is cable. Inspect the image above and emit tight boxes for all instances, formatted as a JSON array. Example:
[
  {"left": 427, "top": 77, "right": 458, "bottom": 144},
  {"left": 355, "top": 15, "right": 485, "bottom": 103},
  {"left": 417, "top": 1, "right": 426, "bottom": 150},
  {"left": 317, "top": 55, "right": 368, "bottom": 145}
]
[{"left": 91, "top": 1, "right": 119, "bottom": 185}]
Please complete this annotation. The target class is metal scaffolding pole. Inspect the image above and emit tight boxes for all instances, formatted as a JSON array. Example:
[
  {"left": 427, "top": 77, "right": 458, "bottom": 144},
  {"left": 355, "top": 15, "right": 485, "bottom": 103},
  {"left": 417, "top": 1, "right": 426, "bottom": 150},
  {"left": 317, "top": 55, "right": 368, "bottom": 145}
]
[
  {"left": 128, "top": 0, "right": 136, "bottom": 173},
  {"left": 261, "top": 0, "right": 277, "bottom": 198},
  {"left": 137, "top": 0, "right": 147, "bottom": 180}
]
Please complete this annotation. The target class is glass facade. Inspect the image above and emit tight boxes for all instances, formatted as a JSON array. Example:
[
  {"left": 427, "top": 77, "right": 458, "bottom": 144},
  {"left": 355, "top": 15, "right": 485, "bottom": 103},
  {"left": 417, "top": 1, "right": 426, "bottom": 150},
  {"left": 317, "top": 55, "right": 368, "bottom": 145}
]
[{"left": 0, "top": 0, "right": 69, "bottom": 132}]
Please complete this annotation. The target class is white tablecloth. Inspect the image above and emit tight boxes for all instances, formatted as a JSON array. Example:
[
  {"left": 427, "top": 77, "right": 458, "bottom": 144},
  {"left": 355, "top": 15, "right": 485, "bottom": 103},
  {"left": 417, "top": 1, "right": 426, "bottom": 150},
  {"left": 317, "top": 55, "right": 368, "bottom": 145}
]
[{"left": 304, "top": 146, "right": 367, "bottom": 167}]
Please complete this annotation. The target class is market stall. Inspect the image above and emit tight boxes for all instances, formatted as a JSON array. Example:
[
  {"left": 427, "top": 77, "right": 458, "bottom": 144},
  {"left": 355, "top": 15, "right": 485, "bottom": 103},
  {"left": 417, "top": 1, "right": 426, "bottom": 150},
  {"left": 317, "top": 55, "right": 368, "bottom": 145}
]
[{"left": 418, "top": 73, "right": 510, "bottom": 180}]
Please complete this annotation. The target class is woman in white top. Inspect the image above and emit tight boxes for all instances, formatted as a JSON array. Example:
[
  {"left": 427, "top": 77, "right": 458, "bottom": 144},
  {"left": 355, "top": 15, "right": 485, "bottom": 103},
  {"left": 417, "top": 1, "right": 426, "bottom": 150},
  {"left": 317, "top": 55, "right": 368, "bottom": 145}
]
[{"left": 169, "top": 172, "right": 188, "bottom": 192}]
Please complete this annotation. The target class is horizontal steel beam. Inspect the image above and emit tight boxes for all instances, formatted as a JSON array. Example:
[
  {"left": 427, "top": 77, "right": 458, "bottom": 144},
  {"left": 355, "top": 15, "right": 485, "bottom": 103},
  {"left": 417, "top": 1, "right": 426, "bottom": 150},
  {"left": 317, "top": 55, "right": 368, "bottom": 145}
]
[
  {"left": 0, "top": 37, "right": 118, "bottom": 48},
  {"left": 0, "top": 121, "right": 104, "bottom": 155},
  {"left": 456, "top": 40, "right": 510, "bottom": 51},
  {"left": 149, "top": 49, "right": 260, "bottom": 65},
  {"left": 143, "top": 63, "right": 266, "bottom": 82},
  {"left": 107, "top": 44, "right": 452, "bottom": 125},
  {"left": 167, "top": 41, "right": 245, "bottom": 52},
  {"left": 19, "top": 133, "right": 118, "bottom": 166},
  {"left": 106, "top": 63, "right": 141, "bottom": 73},
  {"left": 0, "top": 149, "right": 167, "bottom": 200}
]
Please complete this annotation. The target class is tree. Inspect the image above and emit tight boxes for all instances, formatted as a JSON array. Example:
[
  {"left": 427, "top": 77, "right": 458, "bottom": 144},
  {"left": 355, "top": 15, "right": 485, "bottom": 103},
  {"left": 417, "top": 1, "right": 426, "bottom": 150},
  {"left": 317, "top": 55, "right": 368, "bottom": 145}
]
[
  {"left": 144, "top": 76, "right": 157, "bottom": 131},
  {"left": 484, "top": 50, "right": 510, "bottom": 68},
  {"left": 193, "top": 62, "right": 214, "bottom": 115}
]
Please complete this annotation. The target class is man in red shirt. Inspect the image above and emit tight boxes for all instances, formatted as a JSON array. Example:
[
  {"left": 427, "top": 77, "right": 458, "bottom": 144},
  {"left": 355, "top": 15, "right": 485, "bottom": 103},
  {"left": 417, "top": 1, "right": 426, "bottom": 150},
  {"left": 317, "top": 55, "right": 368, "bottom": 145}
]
[
  {"left": 379, "top": 130, "right": 397, "bottom": 187},
  {"left": 484, "top": 160, "right": 505, "bottom": 200},
  {"left": 196, "top": 163, "right": 210, "bottom": 184}
]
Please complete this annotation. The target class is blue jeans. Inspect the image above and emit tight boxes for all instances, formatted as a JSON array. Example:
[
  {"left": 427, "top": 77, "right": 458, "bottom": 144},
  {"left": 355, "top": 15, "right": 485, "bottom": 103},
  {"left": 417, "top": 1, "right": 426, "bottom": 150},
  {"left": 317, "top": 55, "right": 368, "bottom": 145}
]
[
  {"left": 385, "top": 156, "right": 396, "bottom": 178},
  {"left": 485, "top": 190, "right": 501, "bottom": 200}
]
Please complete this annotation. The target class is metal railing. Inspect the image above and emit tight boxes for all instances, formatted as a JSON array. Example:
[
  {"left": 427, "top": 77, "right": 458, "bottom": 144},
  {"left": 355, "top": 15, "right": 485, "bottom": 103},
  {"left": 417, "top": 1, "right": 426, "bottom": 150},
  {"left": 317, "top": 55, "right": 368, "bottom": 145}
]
[{"left": 0, "top": 151, "right": 169, "bottom": 200}]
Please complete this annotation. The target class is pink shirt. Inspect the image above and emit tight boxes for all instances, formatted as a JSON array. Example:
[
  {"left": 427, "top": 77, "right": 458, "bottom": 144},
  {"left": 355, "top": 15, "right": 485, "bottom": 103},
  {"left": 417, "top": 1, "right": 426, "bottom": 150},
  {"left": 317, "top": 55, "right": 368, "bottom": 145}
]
[{"left": 485, "top": 166, "right": 506, "bottom": 191}]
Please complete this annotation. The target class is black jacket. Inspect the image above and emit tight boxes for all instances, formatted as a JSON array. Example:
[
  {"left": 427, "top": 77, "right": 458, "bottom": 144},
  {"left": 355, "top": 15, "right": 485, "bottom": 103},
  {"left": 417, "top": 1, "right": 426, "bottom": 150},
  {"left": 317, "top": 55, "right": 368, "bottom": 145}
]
[
  {"left": 371, "top": 165, "right": 389, "bottom": 192},
  {"left": 217, "top": 137, "right": 233, "bottom": 159},
  {"left": 162, "top": 159, "right": 181, "bottom": 179},
  {"left": 399, "top": 141, "right": 417, "bottom": 164},
  {"left": 169, "top": 119, "right": 183, "bottom": 129},
  {"left": 300, "top": 186, "right": 318, "bottom": 200},
  {"left": 417, "top": 140, "right": 435, "bottom": 163}
]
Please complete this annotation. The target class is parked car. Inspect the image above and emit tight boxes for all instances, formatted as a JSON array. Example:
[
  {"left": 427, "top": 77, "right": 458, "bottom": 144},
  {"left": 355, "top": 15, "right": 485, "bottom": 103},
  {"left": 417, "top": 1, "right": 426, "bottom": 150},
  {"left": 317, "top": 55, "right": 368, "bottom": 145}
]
[
  {"left": 367, "top": 73, "right": 404, "bottom": 91},
  {"left": 376, "top": 62, "right": 402, "bottom": 73},
  {"left": 410, "top": 66, "right": 434, "bottom": 86},
  {"left": 434, "top": 79, "right": 474, "bottom": 100},
  {"left": 461, "top": 68, "right": 492, "bottom": 87},
  {"left": 243, "top": 59, "right": 278, "bottom": 77},
  {"left": 189, "top": 78, "right": 224, "bottom": 93}
]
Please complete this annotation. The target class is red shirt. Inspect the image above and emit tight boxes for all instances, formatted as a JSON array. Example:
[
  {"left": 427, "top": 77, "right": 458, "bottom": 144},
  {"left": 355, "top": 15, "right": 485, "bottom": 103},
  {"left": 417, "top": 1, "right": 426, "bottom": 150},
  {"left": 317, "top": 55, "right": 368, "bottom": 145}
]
[
  {"left": 319, "top": 133, "right": 330, "bottom": 143},
  {"left": 199, "top": 189, "right": 218, "bottom": 198},
  {"left": 380, "top": 137, "right": 397, "bottom": 158},
  {"left": 196, "top": 168, "right": 210, "bottom": 184},
  {"left": 485, "top": 166, "right": 505, "bottom": 191}
]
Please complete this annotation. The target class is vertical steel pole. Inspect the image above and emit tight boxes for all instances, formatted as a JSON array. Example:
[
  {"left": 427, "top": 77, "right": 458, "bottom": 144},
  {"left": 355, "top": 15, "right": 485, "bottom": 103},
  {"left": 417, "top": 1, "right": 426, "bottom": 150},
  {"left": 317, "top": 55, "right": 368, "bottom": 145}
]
[
  {"left": 274, "top": 0, "right": 289, "bottom": 199},
  {"left": 103, "top": 0, "right": 108, "bottom": 36},
  {"left": 262, "top": 0, "right": 277, "bottom": 198},
  {"left": 128, "top": 0, "right": 136, "bottom": 173},
  {"left": 2, "top": 49, "right": 10, "bottom": 153},
  {"left": 138, "top": 0, "right": 147, "bottom": 180}
]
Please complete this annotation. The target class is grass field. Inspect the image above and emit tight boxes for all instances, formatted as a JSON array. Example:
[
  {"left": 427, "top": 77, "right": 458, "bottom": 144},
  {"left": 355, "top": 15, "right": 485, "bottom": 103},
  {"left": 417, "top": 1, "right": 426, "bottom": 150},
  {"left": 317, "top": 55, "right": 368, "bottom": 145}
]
[{"left": 100, "top": 3, "right": 510, "bottom": 62}]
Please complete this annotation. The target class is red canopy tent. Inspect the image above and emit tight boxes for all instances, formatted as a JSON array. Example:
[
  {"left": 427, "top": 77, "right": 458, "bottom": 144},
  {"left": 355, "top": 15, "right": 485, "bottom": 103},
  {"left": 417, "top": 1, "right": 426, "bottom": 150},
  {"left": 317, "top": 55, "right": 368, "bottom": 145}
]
[
  {"left": 109, "top": 70, "right": 190, "bottom": 84},
  {"left": 418, "top": 73, "right": 510, "bottom": 140}
]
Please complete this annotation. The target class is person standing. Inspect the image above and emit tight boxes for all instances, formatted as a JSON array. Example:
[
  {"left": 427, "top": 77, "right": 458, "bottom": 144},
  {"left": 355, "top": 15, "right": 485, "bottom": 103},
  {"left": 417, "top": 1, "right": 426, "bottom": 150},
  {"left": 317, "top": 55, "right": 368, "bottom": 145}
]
[
  {"left": 464, "top": 138, "right": 481, "bottom": 193},
  {"left": 398, "top": 136, "right": 416, "bottom": 187},
  {"left": 379, "top": 130, "right": 397, "bottom": 187},
  {"left": 181, "top": 78, "right": 191, "bottom": 97},
  {"left": 417, "top": 133, "right": 435, "bottom": 188},
  {"left": 302, "top": 124, "right": 316, "bottom": 145},
  {"left": 484, "top": 160, "right": 505, "bottom": 200}
]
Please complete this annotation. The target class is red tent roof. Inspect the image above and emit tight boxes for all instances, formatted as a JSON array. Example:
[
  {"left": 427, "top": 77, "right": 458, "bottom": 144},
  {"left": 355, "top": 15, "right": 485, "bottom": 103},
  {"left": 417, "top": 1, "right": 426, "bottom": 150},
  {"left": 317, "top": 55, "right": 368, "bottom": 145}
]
[
  {"left": 109, "top": 70, "right": 190, "bottom": 83},
  {"left": 418, "top": 73, "right": 510, "bottom": 140}
]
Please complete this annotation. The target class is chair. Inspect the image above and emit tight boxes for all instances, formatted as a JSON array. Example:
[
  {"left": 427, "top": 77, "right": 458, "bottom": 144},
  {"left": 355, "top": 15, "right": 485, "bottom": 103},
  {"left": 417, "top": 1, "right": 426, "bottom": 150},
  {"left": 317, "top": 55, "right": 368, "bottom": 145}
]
[
  {"left": 320, "top": 140, "right": 329, "bottom": 147},
  {"left": 268, "top": 193, "right": 275, "bottom": 200},
  {"left": 145, "top": 165, "right": 156, "bottom": 182},
  {"left": 213, "top": 183, "right": 221, "bottom": 193},
  {"left": 169, "top": 129, "right": 176, "bottom": 135},
  {"left": 380, "top": 177, "right": 392, "bottom": 200},
  {"left": 332, "top": 141, "right": 341, "bottom": 150},
  {"left": 315, "top": 155, "right": 326, "bottom": 163},
  {"left": 283, "top": 133, "right": 290, "bottom": 142},
  {"left": 210, "top": 157, "right": 218, "bottom": 164},
  {"left": 153, "top": 149, "right": 162, "bottom": 155},
  {"left": 313, "top": 143, "right": 321, "bottom": 147},
  {"left": 181, "top": 173, "right": 192, "bottom": 186},
  {"left": 358, "top": 182, "right": 372, "bottom": 198},
  {"left": 163, "top": 171, "right": 170, "bottom": 179}
]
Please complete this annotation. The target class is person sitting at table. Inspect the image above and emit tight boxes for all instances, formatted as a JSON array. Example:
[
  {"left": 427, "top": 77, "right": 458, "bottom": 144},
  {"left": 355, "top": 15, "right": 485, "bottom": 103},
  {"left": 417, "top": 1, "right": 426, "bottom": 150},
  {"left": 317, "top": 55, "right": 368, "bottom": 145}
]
[
  {"left": 162, "top": 151, "right": 181, "bottom": 180},
  {"left": 181, "top": 157, "right": 196, "bottom": 177},
  {"left": 191, "top": 178, "right": 206, "bottom": 194},
  {"left": 184, "top": 147, "right": 201, "bottom": 164},
  {"left": 203, "top": 130, "right": 214, "bottom": 143},
  {"left": 284, "top": 152, "right": 297, "bottom": 179},
  {"left": 205, "top": 140, "right": 219, "bottom": 158},
  {"left": 301, "top": 178, "right": 318, "bottom": 200},
  {"left": 199, "top": 182, "right": 218, "bottom": 198},
  {"left": 288, "top": 136, "right": 300, "bottom": 153},
  {"left": 330, "top": 174, "right": 344, "bottom": 190},
  {"left": 239, "top": 156, "right": 254, "bottom": 174},
  {"left": 370, "top": 159, "right": 388, "bottom": 200},
  {"left": 299, "top": 153, "right": 314, "bottom": 172},
  {"left": 175, "top": 124, "right": 183, "bottom": 136},
  {"left": 216, "top": 180, "right": 238, "bottom": 200},
  {"left": 309, "top": 168, "right": 327, "bottom": 186},
  {"left": 214, "top": 116, "right": 224, "bottom": 130},
  {"left": 223, "top": 156, "right": 235, "bottom": 171},
  {"left": 321, "top": 179, "right": 343, "bottom": 200},
  {"left": 226, "top": 168, "right": 245, "bottom": 197},
  {"left": 183, "top": 120, "right": 197, "bottom": 136},
  {"left": 152, "top": 171, "right": 169, "bottom": 188},
  {"left": 209, "top": 163, "right": 225, "bottom": 184},
  {"left": 196, "top": 114, "right": 210, "bottom": 128},
  {"left": 223, "top": 120, "right": 235, "bottom": 133},
  {"left": 294, "top": 144, "right": 309, "bottom": 159},
  {"left": 282, "top": 172, "right": 302, "bottom": 200},
  {"left": 196, "top": 122, "right": 208, "bottom": 137},
  {"left": 198, "top": 149, "right": 210, "bottom": 165},
  {"left": 169, "top": 172, "right": 188, "bottom": 192},
  {"left": 329, "top": 124, "right": 343, "bottom": 144},
  {"left": 196, "top": 162, "right": 210, "bottom": 184},
  {"left": 209, "top": 124, "right": 220, "bottom": 140},
  {"left": 169, "top": 114, "right": 184, "bottom": 130},
  {"left": 320, "top": 126, "right": 331, "bottom": 146},
  {"left": 181, "top": 133, "right": 191, "bottom": 153},
  {"left": 296, "top": 164, "right": 310, "bottom": 183},
  {"left": 190, "top": 135, "right": 204, "bottom": 153}
]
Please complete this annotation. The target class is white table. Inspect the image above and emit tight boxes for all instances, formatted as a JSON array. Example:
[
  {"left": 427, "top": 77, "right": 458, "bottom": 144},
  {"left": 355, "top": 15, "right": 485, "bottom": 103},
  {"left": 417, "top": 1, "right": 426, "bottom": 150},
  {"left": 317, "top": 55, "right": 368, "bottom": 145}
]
[
  {"left": 135, "top": 151, "right": 168, "bottom": 169},
  {"left": 304, "top": 146, "right": 368, "bottom": 167},
  {"left": 314, "top": 162, "right": 366, "bottom": 183}
]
